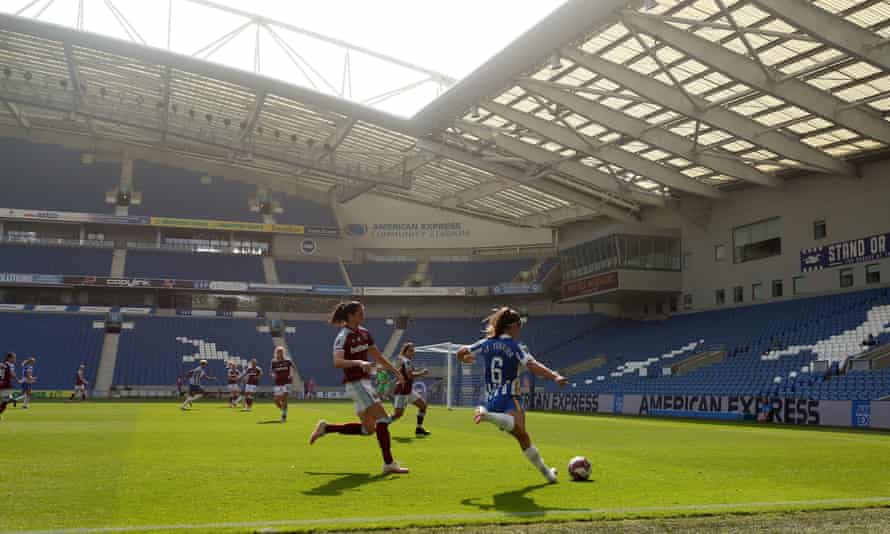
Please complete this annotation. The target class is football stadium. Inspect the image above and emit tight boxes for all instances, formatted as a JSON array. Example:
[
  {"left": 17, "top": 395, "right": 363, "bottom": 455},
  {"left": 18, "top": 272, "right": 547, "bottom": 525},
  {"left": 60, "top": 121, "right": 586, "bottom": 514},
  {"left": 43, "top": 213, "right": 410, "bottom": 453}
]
[{"left": 1, "top": 0, "right": 890, "bottom": 532}]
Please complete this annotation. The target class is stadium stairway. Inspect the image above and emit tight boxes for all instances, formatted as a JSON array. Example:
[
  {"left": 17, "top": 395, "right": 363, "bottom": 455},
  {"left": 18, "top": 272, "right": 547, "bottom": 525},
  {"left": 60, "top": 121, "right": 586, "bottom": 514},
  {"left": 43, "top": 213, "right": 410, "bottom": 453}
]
[
  {"left": 382, "top": 328, "right": 405, "bottom": 360},
  {"left": 262, "top": 257, "right": 279, "bottom": 284},
  {"left": 111, "top": 249, "right": 127, "bottom": 278},
  {"left": 94, "top": 331, "right": 121, "bottom": 396}
]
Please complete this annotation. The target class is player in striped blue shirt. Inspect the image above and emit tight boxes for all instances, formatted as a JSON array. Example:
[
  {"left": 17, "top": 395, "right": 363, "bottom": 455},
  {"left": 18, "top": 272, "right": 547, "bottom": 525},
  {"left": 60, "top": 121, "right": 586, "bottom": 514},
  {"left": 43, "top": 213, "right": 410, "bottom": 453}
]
[
  {"left": 457, "top": 307, "right": 568, "bottom": 484},
  {"left": 181, "top": 360, "right": 216, "bottom": 411},
  {"left": 14, "top": 356, "right": 37, "bottom": 409}
]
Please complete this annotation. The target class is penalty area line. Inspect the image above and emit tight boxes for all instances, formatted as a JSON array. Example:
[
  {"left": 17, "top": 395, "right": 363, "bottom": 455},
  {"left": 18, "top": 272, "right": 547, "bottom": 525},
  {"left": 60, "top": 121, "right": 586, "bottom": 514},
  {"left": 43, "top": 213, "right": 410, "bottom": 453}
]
[{"left": 7, "top": 496, "right": 890, "bottom": 534}]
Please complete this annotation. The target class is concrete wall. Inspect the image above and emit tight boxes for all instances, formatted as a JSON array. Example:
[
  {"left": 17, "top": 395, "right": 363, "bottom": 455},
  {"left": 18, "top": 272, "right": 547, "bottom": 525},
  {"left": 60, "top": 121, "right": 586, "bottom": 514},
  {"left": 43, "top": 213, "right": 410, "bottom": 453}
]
[{"left": 653, "top": 160, "right": 890, "bottom": 310}]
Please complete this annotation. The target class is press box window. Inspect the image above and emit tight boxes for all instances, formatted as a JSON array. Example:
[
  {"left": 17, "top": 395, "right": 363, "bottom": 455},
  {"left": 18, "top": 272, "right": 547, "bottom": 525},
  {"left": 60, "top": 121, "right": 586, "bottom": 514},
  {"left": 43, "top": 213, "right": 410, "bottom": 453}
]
[
  {"left": 793, "top": 276, "right": 805, "bottom": 295},
  {"left": 866, "top": 264, "right": 881, "bottom": 284},
  {"left": 813, "top": 220, "right": 827, "bottom": 240},
  {"left": 683, "top": 294, "right": 693, "bottom": 308},
  {"left": 715, "top": 289, "right": 725, "bottom": 306},
  {"left": 733, "top": 286, "right": 743, "bottom": 303},
  {"left": 752, "top": 283, "right": 764, "bottom": 301},
  {"left": 840, "top": 268, "right": 854, "bottom": 288},
  {"left": 714, "top": 244, "right": 726, "bottom": 262},
  {"left": 772, "top": 279, "right": 783, "bottom": 298},
  {"left": 734, "top": 218, "right": 782, "bottom": 263}
]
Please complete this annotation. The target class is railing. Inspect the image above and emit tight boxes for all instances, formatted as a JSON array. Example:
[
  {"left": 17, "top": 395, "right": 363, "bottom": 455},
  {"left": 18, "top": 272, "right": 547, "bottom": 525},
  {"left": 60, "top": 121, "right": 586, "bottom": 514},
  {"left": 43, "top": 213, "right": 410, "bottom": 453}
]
[
  {"left": 126, "top": 241, "right": 267, "bottom": 256},
  {"left": 1, "top": 236, "right": 114, "bottom": 248}
]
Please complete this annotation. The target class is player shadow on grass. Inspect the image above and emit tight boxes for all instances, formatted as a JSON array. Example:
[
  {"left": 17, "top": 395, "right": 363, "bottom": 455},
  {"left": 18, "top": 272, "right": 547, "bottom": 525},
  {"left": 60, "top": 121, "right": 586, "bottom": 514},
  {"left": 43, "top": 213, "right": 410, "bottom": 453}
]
[
  {"left": 301, "top": 472, "right": 390, "bottom": 496},
  {"left": 461, "top": 483, "right": 587, "bottom": 516}
]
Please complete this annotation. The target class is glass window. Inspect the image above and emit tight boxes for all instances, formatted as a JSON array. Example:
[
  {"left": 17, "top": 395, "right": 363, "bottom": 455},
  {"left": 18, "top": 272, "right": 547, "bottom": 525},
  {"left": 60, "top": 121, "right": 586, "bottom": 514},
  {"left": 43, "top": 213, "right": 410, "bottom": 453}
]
[
  {"left": 866, "top": 264, "right": 881, "bottom": 284},
  {"left": 752, "top": 283, "right": 764, "bottom": 301},
  {"left": 733, "top": 217, "right": 782, "bottom": 263},
  {"left": 715, "top": 289, "right": 725, "bottom": 306},
  {"left": 840, "top": 268, "right": 854, "bottom": 288},
  {"left": 656, "top": 301, "right": 664, "bottom": 315},
  {"left": 733, "top": 286, "right": 743, "bottom": 303},
  {"left": 669, "top": 297, "right": 678, "bottom": 313},
  {"left": 772, "top": 279, "right": 783, "bottom": 298},
  {"left": 683, "top": 294, "right": 693, "bottom": 308},
  {"left": 814, "top": 220, "right": 827, "bottom": 240},
  {"left": 683, "top": 252, "right": 691, "bottom": 269},
  {"left": 714, "top": 244, "right": 726, "bottom": 262},
  {"left": 793, "top": 276, "right": 805, "bottom": 295}
]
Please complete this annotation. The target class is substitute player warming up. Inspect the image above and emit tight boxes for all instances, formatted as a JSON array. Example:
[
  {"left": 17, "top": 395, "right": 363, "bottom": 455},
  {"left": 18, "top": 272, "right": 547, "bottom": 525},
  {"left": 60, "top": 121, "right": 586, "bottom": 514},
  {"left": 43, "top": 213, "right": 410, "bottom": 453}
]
[
  {"left": 309, "top": 301, "right": 409, "bottom": 475},
  {"left": 457, "top": 307, "right": 568, "bottom": 484},
  {"left": 270, "top": 347, "right": 294, "bottom": 423},
  {"left": 390, "top": 342, "right": 431, "bottom": 436}
]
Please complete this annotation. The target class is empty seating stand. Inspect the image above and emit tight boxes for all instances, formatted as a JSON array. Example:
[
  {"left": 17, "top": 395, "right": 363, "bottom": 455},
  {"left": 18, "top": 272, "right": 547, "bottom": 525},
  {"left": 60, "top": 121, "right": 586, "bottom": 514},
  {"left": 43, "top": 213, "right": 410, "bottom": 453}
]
[
  {"left": 129, "top": 161, "right": 261, "bottom": 222},
  {"left": 270, "top": 193, "right": 338, "bottom": 227},
  {"left": 275, "top": 260, "right": 344, "bottom": 286},
  {"left": 427, "top": 259, "right": 536, "bottom": 286},
  {"left": 345, "top": 261, "right": 417, "bottom": 287},
  {"left": 115, "top": 316, "right": 273, "bottom": 387},
  {"left": 0, "top": 312, "right": 104, "bottom": 390},
  {"left": 0, "top": 243, "right": 112, "bottom": 276},
  {"left": 0, "top": 137, "right": 119, "bottom": 213},
  {"left": 125, "top": 249, "right": 265, "bottom": 282}
]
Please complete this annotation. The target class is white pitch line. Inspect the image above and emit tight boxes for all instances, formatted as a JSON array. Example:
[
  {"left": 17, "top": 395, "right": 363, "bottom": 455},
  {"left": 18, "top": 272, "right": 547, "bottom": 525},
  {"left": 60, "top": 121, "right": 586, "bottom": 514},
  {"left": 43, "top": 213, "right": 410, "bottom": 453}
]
[{"left": 5, "top": 496, "right": 890, "bottom": 534}]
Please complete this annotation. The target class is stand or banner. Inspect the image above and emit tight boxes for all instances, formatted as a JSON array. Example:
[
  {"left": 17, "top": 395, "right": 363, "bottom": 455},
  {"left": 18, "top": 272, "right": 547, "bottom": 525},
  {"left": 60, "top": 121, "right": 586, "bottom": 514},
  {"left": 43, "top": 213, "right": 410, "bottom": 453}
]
[{"left": 801, "top": 231, "right": 889, "bottom": 272}]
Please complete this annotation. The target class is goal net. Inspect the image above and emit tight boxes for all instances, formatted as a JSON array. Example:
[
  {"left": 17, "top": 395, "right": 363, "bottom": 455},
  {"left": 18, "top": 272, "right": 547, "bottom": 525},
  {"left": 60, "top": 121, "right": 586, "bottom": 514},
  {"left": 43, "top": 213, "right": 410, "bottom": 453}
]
[{"left": 409, "top": 342, "right": 485, "bottom": 409}]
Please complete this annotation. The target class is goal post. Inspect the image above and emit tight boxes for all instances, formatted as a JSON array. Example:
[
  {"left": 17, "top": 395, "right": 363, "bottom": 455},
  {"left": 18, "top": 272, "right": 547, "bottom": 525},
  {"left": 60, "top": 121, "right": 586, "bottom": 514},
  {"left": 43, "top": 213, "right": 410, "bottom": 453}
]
[{"left": 411, "top": 341, "right": 484, "bottom": 409}]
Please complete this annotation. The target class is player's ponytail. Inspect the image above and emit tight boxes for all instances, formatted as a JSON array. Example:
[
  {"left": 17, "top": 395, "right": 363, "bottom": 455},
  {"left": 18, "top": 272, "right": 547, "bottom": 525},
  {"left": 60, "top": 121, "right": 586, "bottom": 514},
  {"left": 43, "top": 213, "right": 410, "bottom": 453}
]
[
  {"left": 485, "top": 307, "right": 522, "bottom": 338},
  {"left": 400, "top": 342, "right": 415, "bottom": 356},
  {"left": 329, "top": 300, "right": 363, "bottom": 325}
]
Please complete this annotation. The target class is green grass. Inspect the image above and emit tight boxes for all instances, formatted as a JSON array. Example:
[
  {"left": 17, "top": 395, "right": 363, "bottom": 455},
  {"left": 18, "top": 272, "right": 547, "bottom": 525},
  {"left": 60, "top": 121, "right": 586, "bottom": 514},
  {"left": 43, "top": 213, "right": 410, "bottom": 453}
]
[{"left": 2, "top": 400, "right": 890, "bottom": 533}]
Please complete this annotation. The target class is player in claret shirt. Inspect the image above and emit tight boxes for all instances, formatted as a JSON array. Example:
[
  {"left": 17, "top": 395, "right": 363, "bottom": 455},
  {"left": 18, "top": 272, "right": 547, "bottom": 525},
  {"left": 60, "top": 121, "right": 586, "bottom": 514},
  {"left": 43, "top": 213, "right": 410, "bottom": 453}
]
[
  {"left": 308, "top": 301, "right": 409, "bottom": 475},
  {"left": 240, "top": 358, "right": 262, "bottom": 412},
  {"left": 0, "top": 352, "right": 17, "bottom": 418},
  {"left": 69, "top": 364, "right": 89, "bottom": 402},
  {"left": 226, "top": 361, "right": 242, "bottom": 408},
  {"left": 269, "top": 347, "right": 294, "bottom": 423},
  {"left": 390, "top": 342, "right": 431, "bottom": 437}
]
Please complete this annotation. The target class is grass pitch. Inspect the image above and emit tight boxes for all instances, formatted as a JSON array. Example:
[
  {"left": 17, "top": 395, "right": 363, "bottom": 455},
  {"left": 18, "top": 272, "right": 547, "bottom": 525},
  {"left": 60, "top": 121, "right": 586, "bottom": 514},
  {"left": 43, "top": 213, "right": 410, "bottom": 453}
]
[{"left": 1, "top": 400, "right": 890, "bottom": 533}]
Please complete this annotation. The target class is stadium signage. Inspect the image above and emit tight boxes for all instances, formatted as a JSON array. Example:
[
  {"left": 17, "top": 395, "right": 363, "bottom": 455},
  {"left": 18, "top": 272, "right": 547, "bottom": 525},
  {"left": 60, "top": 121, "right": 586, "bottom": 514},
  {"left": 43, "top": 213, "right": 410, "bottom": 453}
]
[
  {"left": 561, "top": 271, "right": 619, "bottom": 299},
  {"left": 800, "top": 231, "right": 890, "bottom": 272},
  {"left": 299, "top": 239, "right": 318, "bottom": 255},
  {"left": 637, "top": 395, "right": 821, "bottom": 425},
  {"left": 361, "top": 222, "right": 470, "bottom": 241},
  {"left": 0, "top": 273, "right": 64, "bottom": 285},
  {"left": 62, "top": 276, "right": 198, "bottom": 290},
  {"left": 493, "top": 283, "right": 544, "bottom": 295},
  {"left": 535, "top": 392, "right": 599, "bottom": 413},
  {"left": 0, "top": 207, "right": 340, "bottom": 237},
  {"left": 360, "top": 286, "right": 467, "bottom": 297}
]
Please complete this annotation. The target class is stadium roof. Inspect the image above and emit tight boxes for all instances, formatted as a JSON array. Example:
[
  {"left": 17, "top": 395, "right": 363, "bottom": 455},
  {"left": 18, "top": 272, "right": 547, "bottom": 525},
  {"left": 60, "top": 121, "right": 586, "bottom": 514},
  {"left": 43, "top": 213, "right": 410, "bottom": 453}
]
[{"left": 1, "top": 0, "right": 889, "bottom": 227}]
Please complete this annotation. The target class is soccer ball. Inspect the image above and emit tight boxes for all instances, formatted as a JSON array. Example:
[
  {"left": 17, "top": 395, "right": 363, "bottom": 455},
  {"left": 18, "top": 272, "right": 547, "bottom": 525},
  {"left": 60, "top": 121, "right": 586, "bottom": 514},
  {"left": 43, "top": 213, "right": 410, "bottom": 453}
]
[{"left": 568, "top": 456, "right": 591, "bottom": 481}]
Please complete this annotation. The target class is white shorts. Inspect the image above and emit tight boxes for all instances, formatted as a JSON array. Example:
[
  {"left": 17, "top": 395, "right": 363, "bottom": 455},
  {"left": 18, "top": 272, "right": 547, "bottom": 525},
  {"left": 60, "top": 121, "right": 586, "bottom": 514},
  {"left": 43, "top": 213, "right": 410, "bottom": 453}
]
[
  {"left": 228, "top": 384, "right": 241, "bottom": 393},
  {"left": 0, "top": 389, "right": 12, "bottom": 399},
  {"left": 274, "top": 385, "right": 290, "bottom": 395},
  {"left": 394, "top": 391, "right": 421, "bottom": 410},
  {"left": 244, "top": 384, "right": 257, "bottom": 394},
  {"left": 75, "top": 384, "right": 86, "bottom": 392},
  {"left": 346, "top": 379, "right": 380, "bottom": 414}
]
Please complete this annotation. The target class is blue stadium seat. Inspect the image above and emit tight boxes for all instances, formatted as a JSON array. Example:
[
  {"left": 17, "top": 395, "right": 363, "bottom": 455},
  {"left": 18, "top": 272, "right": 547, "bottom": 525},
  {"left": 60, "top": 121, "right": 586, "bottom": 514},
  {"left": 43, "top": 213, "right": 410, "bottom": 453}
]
[
  {"left": 276, "top": 260, "right": 344, "bottom": 286},
  {"left": 427, "top": 259, "right": 537, "bottom": 286},
  {"left": 0, "top": 243, "right": 112, "bottom": 276},
  {"left": 345, "top": 261, "right": 417, "bottom": 287},
  {"left": 125, "top": 250, "right": 265, "bottom": 282}
]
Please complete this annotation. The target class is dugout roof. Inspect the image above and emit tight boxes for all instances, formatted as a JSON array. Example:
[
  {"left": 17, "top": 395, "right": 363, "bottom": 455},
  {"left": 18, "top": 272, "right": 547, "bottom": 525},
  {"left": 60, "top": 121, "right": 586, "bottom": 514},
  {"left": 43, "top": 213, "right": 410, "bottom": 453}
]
[{"left": 1, "top": 0, "right": 889, "bottom": 226}]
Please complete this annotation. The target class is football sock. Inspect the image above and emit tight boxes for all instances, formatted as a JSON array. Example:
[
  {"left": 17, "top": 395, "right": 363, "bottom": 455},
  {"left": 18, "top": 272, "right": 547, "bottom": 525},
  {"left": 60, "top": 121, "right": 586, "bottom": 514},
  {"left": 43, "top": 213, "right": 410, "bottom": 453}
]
[
  {"left": 416, "top": 411, "right": 426, "bottom": 427},
  {"left": 484, "top": 412, "right": 515, "bottom": 432},
  {"left": 326, "top": 422, "right": 363, "bottom": 435},
  {"left": 0, "top": 400, "right": 7, "bottom": 414},
  {"left": 523, "top": 445, "right": 549, "bottom": 474},
  {"left": 376, "top": 417, "right": 394, "bottom": 464}
]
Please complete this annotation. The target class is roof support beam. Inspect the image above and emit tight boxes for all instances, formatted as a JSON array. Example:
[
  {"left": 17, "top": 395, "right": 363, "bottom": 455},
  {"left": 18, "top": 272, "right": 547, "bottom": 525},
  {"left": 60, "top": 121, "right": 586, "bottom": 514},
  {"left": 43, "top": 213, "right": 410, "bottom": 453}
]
[
  {"left": 483, "top": 100, "right": 726, "bottom": 199},
  {"left": 748, "top": 0, "right": 890, "bottom": 73},
  {"left": 313, "top": 117, "right": 354, "bottom": 161},
  {"left": 158, "top": 65, "right": 171, "bottom": 145},
  {"left": 458, "top": 120, "right": 664, "bottom": 208},
  {"left": 524, "top": 205, "right": 596, "bottom": 227},
  {"left": 519, "top": 78, "right": 781, "bottom": 188},
  {"left": 623, "top": 11, "right": 890, "bottom": 147},
  {"left": 332, "top": 181, "right": 376, "bottom": 203},
  {"left": 3, "top": 100, "right": 30, "bottom": 129},
  {"left": 417, "top": 138, "right": 642, "bottom": 224},
  {"left": 62, "top": 42, "right": 95, "bottom": 136},
  {"left": 561, "top": 47, "right": 857, "bottom": 177},
  {"left": 238, "top": 91, "right": 266, "bottom": 144}
]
